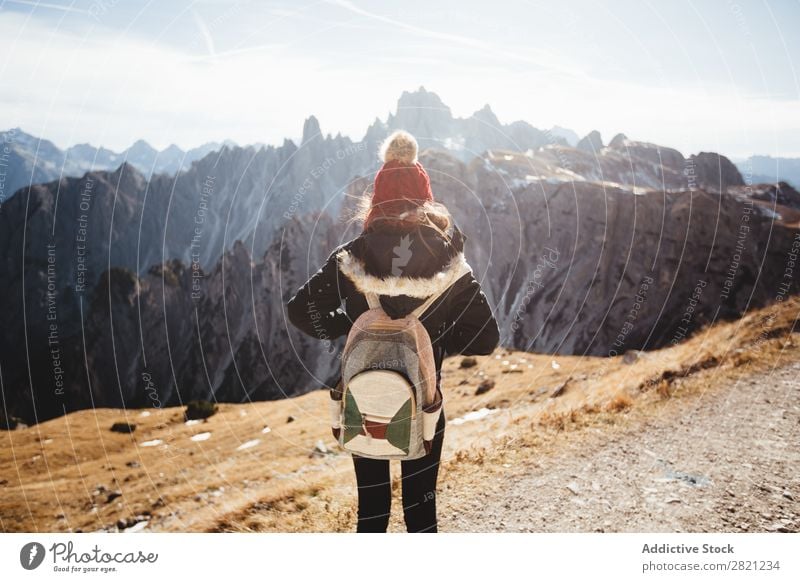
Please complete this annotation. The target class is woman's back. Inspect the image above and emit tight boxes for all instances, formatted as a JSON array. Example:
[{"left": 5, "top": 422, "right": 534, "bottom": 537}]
[
  {"left": 287, "top": 210, "right": 499, "bottom": 371},
  {"left": 285, "top": 129, "right": 499, "bottom": 533}
]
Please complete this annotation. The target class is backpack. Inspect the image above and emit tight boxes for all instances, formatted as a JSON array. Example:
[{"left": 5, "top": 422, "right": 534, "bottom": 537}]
[{"left": 332, "top": 289, "right": 447, "bottom": 460}]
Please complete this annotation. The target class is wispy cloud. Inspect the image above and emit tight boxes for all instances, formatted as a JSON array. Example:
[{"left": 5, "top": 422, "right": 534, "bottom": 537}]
[
  {"left": 0, "top": 2, "right": 797, "bottom": 158},
  {"left": 325, "top": 0, "right": 587, "bottom": 78},
  {"left": 190, "top": 8, "right": 216, "bottom": 59}
]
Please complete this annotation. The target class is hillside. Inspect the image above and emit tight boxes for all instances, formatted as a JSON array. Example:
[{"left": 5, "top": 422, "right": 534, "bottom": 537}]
[{"left": 2, "top": 295, "right": 797, "bottom": 533}]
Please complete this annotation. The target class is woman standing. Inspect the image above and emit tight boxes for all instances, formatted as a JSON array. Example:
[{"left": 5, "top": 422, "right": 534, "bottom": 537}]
[{"left": 287, "top": 130, "right": 499, "bottom": 532}]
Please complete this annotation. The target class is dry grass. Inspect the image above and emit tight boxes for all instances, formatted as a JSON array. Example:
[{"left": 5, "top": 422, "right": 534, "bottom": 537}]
[{"left": 605, "top": 393, "right": 633, "bottom": 413}]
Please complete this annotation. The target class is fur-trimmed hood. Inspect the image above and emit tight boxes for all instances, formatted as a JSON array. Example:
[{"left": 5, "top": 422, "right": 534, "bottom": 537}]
[
  {"left": 286, "top": 220, "right": 499, "bottom": 363},
  {"left": 336, "top": 223, "right": 471, "bottom": 316},
  {"left": 337, "top": 248, "right": 472, "bottom": 299}
]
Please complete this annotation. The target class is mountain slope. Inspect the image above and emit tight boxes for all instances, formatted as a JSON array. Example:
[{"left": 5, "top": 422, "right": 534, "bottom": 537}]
[{"left": 1, "top": 88, "right": 798, "bottom": 426}]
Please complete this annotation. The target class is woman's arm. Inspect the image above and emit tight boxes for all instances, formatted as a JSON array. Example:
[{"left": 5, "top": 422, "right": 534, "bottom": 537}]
[
  {"left": 286, "top": 250, "right": 351, "bottom": 341},
  {"left": 444, "top": 273, "right": 500, "bottom": 356}
]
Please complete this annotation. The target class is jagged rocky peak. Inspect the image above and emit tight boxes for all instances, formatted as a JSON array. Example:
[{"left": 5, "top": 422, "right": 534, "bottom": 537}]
[
  {"left": 1, "top": 126, "right": 45, "bottom": 149},
  {"left": 392, "top": 86, "right": 454, "bottom": 138},
  {"left": 472, "top": 103, "right": 501, "bottom": 127},
  {"left": 125, "top": 138, "right": 158, "bottom": 157},
  {"left": 364, "top": 116, "right": 386, "bottom": 136},
  {"left": 362, "top": 116, "right": 388, "bottom": 150},
  {"left": 230, "top": 238, "right": 253, "bottom": 264},
  {"left": 281, "top": 137, "right": 298, "bottom": 153},
  {"left": 689, "top": 152, "right": 745, "bottom": 192},
  {"left": 100, "top": 161, "right": 145, "bottom": 193},
  {"left": 301, "top": 115, "right": 322, "bottom": 145},
  {"left": 110, "top": 159, "right": 146, "bottom": 183},
  {"left": 396, "top": 86, "right": 452, "bottom": 115},
  {"left": 576, "top": 130, "right": 604, "bottom": 152},
  {"left": 609, "top": 133, "right": 629, "bottom": 149}
]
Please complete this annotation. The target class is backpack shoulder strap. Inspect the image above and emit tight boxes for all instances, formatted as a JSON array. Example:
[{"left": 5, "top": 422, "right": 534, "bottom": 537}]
[
  {"left": 410, "top": 284, "right": 451, "bottom": 319},
  {"left": 365, "top": 291, "right": 381, "bottom": 309}
]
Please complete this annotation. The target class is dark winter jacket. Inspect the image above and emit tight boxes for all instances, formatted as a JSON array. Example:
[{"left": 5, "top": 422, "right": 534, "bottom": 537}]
[{"left": 286, "top": 222, "right": 500, "bottom": 389}]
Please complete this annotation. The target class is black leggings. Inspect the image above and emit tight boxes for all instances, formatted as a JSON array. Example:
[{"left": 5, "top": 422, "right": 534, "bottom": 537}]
[{"left": 351, "top": 410, "right": 446, "bottom": 532}]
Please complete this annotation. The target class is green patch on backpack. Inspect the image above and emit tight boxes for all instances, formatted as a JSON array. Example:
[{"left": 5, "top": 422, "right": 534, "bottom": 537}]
[
  {"left": 386, "top": 398, "right": 412, "bottom": 454},
  {"left": 343, "top": 389, "right": 363, "bottom": 444}
]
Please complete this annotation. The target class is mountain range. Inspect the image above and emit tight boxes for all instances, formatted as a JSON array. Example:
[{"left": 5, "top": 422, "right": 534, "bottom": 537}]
[
  {"left": 1, "top": 87, "right": 798, "bottom": 426},
  {"left": 0, "top": 126, "right": 235, "bottom": 207}
]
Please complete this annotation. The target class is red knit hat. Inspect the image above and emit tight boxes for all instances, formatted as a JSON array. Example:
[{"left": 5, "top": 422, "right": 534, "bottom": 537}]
[{"left": 365, "top": 130, "right": 433, "bottom": 228}]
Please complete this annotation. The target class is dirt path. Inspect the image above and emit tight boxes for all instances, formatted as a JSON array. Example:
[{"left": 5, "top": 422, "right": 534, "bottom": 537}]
[{"left": 442, "top": 361, "right": 800, "bottom": 533}]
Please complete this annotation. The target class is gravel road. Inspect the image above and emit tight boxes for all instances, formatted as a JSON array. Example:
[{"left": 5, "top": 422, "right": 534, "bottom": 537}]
[{"left": 444, "top": 361, "right": 800, "bottom": 533}]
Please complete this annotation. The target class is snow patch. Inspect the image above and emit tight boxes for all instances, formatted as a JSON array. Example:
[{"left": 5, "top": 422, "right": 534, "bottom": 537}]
[
  {"left": 123, "top": 520, "right": 149, "bottom": 533},
  {"left": 757, "top": 206, "right": 782, "bottom": 220},
  {"left": 451, "top": 407, "right": 499, "bottom": 425},
  {"left": 237, "top": 439, "right": 260, "bottom": 451},
  {"left": 442, "top": 136, "right": 465, "bottom": 151}
]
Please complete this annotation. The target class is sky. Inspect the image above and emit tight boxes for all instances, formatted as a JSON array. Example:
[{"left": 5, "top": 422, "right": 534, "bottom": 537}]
[{"left": 0, "top": 0, "right": 798, "bottom": 158}]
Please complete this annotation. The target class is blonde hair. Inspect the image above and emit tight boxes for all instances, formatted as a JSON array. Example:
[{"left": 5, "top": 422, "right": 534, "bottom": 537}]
[{"left": 379, "top": 130, "right": 418, "bottom": 164}]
